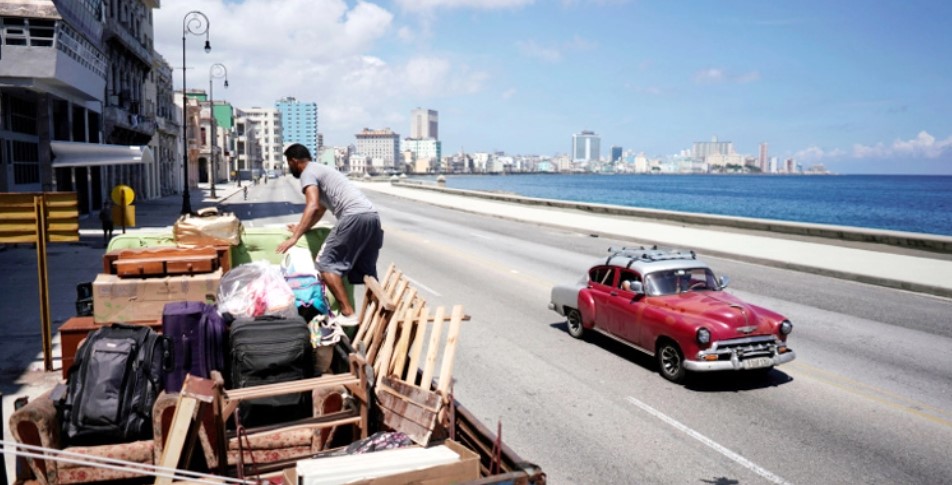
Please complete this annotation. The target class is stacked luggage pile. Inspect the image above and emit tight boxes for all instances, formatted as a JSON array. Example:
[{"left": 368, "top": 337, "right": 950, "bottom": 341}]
[{"left": 7, "top": 210, "right": 545, "bottom": 485}]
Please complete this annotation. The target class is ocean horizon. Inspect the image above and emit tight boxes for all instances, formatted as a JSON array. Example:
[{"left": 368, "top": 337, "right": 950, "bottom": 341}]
[{"left": 414, "top": 173, "right": 952, "bottom": 237}]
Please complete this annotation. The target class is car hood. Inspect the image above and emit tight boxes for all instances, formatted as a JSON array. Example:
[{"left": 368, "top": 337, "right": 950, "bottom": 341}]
[{"left": 653, "top": 291, "right": 779, "bottom": 337}]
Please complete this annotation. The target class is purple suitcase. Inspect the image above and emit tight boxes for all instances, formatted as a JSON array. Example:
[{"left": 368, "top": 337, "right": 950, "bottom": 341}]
[{"left": 161, "top": 301, "right": 227, "bottom": 393}]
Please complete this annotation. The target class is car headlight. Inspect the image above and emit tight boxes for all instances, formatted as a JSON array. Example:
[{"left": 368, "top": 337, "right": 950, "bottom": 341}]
[
  {"left": 780, "top": 320, "right": 793, "bottom": 335},
  {"left": 696, "top": 328, "right": 711, "bottom": 345}
]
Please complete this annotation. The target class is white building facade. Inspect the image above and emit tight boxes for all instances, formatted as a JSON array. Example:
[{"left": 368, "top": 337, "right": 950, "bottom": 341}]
[{"left": 244, "top": 107, "right": 283, "bottom": 171}]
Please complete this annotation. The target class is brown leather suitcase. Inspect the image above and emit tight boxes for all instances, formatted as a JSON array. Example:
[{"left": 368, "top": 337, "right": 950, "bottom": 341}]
[{"left": 110, "top": 247, "right": 220, "bottom": 277}]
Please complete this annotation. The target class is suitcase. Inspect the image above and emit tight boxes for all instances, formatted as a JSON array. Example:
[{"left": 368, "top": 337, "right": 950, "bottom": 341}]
[
  {"left": 229, "top": 314, "right": 312, "bottom": 427},
  {"left": 162, "top": 301, "right": 227, "bottom": 393},
  {"left": 112, "top": 247, "right": 220, "bottom": 278}
]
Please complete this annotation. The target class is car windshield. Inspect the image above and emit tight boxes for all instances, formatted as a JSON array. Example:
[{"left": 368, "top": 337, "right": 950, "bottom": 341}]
[{"left": 645, "top": 268, "right": 718, "bottom": 296}]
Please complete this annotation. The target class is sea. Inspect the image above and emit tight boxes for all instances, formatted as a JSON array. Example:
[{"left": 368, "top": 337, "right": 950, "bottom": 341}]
[{"left": 416, "top": 174, "right": 952, "bottom": 237}]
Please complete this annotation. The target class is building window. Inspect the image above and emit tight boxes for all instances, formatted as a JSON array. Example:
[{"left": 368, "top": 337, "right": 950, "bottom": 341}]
[
  {"left": 0, "top": 17, "right": 55, "bottom": 47},
  {"left": 10, "top": 141, "right": 40, "bottom": 184}
]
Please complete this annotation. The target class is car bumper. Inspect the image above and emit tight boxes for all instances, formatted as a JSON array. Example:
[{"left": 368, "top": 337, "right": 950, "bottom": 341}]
[{"left": 684, "top": 350, "right": 796, "bottom": 372}]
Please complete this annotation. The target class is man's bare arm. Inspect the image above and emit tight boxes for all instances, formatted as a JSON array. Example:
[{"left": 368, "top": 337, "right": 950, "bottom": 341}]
[{"left": 278, "top": 185, "right": 325, "bottom": 253}]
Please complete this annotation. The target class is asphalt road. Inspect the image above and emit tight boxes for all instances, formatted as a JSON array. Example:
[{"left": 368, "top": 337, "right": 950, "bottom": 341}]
[{"left": 228, "top": 177, "right": 952, "bottom": 484}]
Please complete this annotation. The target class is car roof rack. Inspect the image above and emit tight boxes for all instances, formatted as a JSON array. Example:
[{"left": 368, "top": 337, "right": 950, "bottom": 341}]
[{"left": 605, "top": 246, "right": 697, "bottom": 266}]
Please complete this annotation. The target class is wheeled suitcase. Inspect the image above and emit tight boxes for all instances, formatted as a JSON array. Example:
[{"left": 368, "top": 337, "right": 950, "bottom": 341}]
[
  {"left": 162, "top": 301, "right": 227, "bottom": 393},
  {"left": 229, "top": 314, "right": 312, "bottom": 426}
]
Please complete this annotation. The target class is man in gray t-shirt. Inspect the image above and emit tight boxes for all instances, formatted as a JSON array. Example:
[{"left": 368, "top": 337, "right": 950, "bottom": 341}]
[{"left": 277, "top": 144, "right": 383, "bottom": 327}]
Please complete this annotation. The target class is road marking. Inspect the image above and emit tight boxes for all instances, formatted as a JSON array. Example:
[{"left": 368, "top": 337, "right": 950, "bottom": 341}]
[
  {"left": 404, "top": 275, "right": 442, "bottom": 297},
  {"left": 626, "top": 396, "right": 791, "bottom": 485},
  {"left": 471, "top": 232, "right": 492, "bottom": 240}
]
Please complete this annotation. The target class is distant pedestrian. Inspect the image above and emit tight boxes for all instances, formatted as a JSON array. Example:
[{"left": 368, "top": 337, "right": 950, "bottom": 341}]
[{"left": 99, "top": 201, "right": 114, "bottom": 245}]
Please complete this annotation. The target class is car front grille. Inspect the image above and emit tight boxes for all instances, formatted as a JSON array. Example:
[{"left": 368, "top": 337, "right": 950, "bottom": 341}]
[{"left": 702, "top": 335, "right": 780, "bottom": 360}]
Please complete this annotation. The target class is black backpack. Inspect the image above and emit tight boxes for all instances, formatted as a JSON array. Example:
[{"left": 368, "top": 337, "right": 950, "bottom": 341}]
[{"left": 60, "top": 323, "right": 171, "bottom": 445}]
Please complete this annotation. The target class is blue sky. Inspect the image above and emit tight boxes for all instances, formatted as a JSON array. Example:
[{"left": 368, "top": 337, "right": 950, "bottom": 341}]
[{"left": 154, "top": 0, "right": 952, "bottom": 174}]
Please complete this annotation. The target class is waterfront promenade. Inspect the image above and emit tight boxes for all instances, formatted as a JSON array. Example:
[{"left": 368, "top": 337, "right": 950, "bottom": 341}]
[{"left": 356, "top": 181, "right": 952, "bottom": 298}]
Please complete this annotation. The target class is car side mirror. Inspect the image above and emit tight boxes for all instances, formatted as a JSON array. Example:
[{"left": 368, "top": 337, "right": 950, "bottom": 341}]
[
  {"left": 629, "top": 281, "right": 645, "bottom": 295},
  {"left": 718, "top": 275, "right": 730, "bottom": 289}
]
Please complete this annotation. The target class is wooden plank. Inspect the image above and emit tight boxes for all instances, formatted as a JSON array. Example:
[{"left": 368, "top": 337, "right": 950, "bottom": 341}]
[
  {"left": 437, "top": 305, "right": 465, "bottom": 395},
  {"left": 391, "top": 302, "right": 424, "bottom": 379},
  {"left": 363, "top": 274, "right": 395, "bottom": 311},
  {"left": 380, "top": 376, "right": 442, "bottom": 410},
  {"left": 367, "top": 278, "right": 408, "bottom": 366},
  {"left": 420, "top": 306, "right": 445, "bottom": 389},
  {"left": 406, "top": 307, "right": 429, "bottom": 387},
  {"left": 224, "top": 374, "right": 358, "bottom": 400},
  {"left": 377, "top": 383, "right": 440, "bottom": 446},
  {"left": 154, "top": 395, "right": 200, "bottom": 485},
  {"left": 375, "top": 289, "right": 416, "bottom": 383}
]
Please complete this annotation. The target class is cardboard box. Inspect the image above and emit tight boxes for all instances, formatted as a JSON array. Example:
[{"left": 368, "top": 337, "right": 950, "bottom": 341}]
[
  {"left": 93, "top": 268, "right": 222, "bottom": 323},
  {"left": 284, "top": 439, "right": 479, "bottom": 485}
]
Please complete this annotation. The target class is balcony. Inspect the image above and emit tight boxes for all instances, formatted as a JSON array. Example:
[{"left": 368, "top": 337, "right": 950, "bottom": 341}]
[
  {"left": 104, "top": 106, "right": 156, "bottom": 144},
  {"left": 102, "top": 17, "right": 152, "bottom": 66}
]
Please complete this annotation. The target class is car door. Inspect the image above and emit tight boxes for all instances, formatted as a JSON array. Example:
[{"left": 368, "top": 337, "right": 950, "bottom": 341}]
[
  {"left": 586, "top": 266, "right": 617, "bottom": 333},
  {"left": 604, "top": 270, "right": 647, "bottom": 347}
]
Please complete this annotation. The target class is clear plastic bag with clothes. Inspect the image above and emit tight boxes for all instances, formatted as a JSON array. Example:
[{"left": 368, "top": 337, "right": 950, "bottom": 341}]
[{"left": 217, "top": 261, "right": 297, "bottom": 319}]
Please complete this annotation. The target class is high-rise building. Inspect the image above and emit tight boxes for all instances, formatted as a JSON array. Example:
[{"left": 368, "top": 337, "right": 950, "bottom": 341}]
[
  {"left": 403, "top": 138, "right": 441, "bottom": 173},
  {"left": 411, "top": 108, "right": 438, "bottom": 140},
  {"left": 276, "top": 97, "right": 318, "bottom": 158},
  {"left": 759, "top": 142, "right": 768, "bottom": 172},
  {"left": 693, "top": 136, "right": 734, "bottom": 161},
  {"left": 572, "top": 130, "right": 600, "bottom": 162},
  {"left": 245, "top": 107, "right": 283, "bottom": 170},
  {"left": 611, "top": 146, "right": 623, "bottom": 163},
  {"left": 355, "top": 128, "right": 400, "bottom": 173}
]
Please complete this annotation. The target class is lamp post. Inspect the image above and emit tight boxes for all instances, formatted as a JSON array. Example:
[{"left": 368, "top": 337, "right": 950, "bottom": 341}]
[
  {"left": 208, "top": 63, "right": 228, "bottom": 199},
  {"left": 180, "top": 11, "right": 211, "bottom": 215}
]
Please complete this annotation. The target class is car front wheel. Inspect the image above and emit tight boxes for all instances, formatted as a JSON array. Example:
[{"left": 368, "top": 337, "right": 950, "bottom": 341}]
[
  {"left": 657, "top": 340, "right": 687, "bottom": 383},
  {"left": 566, "top": 309, "right": 585, "bottom": 339}
]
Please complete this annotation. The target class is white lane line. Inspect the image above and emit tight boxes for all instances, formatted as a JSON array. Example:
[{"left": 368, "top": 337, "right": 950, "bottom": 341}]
[
  {"left": 626, "top": 396, "right": 791, "bottom": 485},
  {"left": 404, "top": 275, "right": 442, "bottom": 297},
  {"left": 470, "top": 232, "right": 492, "bottom": 240}
]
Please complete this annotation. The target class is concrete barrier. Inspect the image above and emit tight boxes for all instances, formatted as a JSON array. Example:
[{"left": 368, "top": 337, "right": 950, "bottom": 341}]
[{"left": 391, "top": 181, "right": 952, "bottom": 254}]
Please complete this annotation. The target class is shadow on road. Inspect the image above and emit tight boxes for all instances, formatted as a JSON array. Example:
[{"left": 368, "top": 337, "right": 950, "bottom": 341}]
[{"left": 548, "top": 321, "right": 794, "bottom": 391}]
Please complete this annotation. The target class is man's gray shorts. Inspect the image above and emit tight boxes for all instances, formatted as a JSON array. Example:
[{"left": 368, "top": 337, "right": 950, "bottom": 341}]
[{"left": 317, "top": 212, "right": 383, "bottom": 284}]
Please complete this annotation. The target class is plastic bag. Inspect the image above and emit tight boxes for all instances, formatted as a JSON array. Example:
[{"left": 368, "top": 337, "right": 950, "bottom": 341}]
[
  {"left": 217, "top": 261, "right": 297, "bottom": 319},
  {"left": 281, "top": 246, "right": 317, "bottom": 276}
]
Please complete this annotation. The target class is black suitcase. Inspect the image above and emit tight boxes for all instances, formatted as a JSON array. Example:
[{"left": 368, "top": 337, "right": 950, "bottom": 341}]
[{"left": 229, "top": 314, "right": 312, "bottom": 427}]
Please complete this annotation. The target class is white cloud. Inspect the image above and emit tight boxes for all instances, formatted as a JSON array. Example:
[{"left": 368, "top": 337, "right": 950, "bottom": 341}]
[
  {"left": 501, "top": 88, "right": 517, "bottom": 100},
  {"left": 516, "top": 35, "right": 595, "bottom": 63},
  {"left": 396, "top": 0, "right": 534, "bottom": 12},
  {"left": 154, "top": 0, "right": 488, "bottom": 145},
  {"left": 516, "top": 40, "right": 562, "bottom": 62},
  {"left": 796, "top": 131, "right": 952, "bottom": 162},
  {"left": 693, "top": 67, "right": 760, "bottom": 84}
]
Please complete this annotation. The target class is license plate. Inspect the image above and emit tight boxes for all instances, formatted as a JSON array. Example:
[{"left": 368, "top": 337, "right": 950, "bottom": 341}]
[{"left": 742, "top": 357, "right": 774, "bottom": 369}]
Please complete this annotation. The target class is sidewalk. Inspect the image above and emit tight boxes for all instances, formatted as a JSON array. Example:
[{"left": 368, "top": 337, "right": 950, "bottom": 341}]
[
  {"left": 1, "top": 182, "right": 244, "bottom": 479},
  {"left": 356, "top": 181, "right": 952, "bottom": 299}
]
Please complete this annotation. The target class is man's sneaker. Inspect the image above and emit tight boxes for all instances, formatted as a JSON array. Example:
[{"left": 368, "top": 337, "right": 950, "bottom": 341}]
[{"left": 332, "top": 313, "right": 360, "bottom": 327}]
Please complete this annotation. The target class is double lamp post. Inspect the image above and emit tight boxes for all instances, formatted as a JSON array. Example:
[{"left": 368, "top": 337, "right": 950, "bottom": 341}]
[
  {"left": 208, "top": 63, "right": 228, "bottom": 199},
  {"left": 180, "top": 11, "right": 210, "bottom": 215}
]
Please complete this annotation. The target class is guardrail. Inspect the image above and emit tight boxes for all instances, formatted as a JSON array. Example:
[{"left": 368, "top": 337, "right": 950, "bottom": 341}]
[{"left": 391, "top": 181, "right": 952, "bottom": 254}]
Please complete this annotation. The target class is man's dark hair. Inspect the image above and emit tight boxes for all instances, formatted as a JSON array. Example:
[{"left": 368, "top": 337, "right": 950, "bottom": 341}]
[{"left": 284, "top": 143, "right": 312, "bottom": 160}]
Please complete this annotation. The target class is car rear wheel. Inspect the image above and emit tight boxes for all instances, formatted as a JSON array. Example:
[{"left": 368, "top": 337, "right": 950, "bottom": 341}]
[
  {"left": 657, "top": 341, "right": 687, "bottom": 383},
  {"left": 566, "top": 309, "right": 585, "bottom": 339}
]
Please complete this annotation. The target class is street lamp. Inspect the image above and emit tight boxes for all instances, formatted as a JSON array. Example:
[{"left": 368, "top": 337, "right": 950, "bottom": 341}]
[
  {"left": 180, "top": 10, "right": 211, "bottom": 215},
  {"left": 208, "top": 63, "right": 228, "bottom": 199}
]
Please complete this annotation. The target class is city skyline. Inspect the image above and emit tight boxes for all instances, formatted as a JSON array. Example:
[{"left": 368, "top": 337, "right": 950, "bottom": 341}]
[{"left": 153, "top": 0, "right": 952, "bottom": 175}]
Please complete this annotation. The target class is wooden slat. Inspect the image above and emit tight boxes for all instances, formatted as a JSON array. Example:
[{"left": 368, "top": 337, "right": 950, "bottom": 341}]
[
  {"left": 437, "top": 305, "right": 465, "bottom": 395},
  {"left": 377, "top": 377, "right": 442, "bottom": 446},
  {"left": 391, "top": 302, "right": 424, "bottom": 380},
  {"left": 375, "top": 289, "right": 417, "bottom": 383},
  {"left": 363, "top": 274, "right": 395, "bottom": 311},
  {"left": 224, "top": 374, "right": 358, "bottom": 401},
  {"left": 406, "top": 306, "right": 429, "bottom": 387},
  {"left": 367, "top": 278, "right": 408, "bottom": 365},
  {"left": 420, "top": 306, "right": 445, "bottom": 388}
]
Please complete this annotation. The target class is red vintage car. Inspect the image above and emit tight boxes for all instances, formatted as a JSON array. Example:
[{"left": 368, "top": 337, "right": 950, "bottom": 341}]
[{"left": 549, "top": 247, "right": 795, "bottom": 382}]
